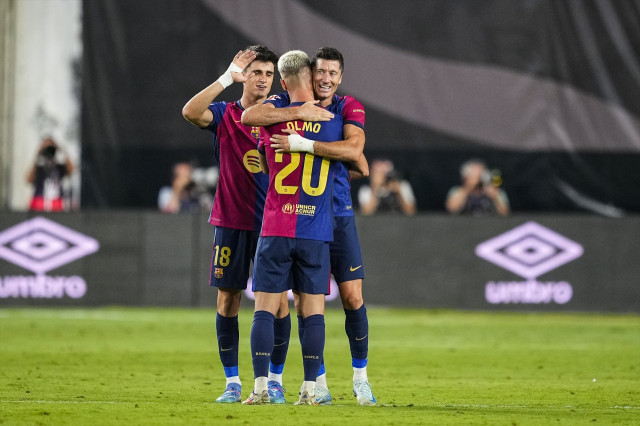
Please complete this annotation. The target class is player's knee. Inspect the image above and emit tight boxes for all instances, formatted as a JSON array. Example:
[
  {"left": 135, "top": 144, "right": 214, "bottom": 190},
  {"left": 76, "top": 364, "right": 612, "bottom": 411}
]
[
  {"left": 217, "top": 288, "right": 242, "bottom": 315},
  {"left": 339, "top": 280, "right": 364, "bottom": 310},
  {"left": 341, "top": 295, "right": 363, "bottom": 310},
  {"left": 276, "top": 296, "right": 290, "bottom": 318},
  {"left": 299, "top": 293, "right": 325, "bottom": 318}
]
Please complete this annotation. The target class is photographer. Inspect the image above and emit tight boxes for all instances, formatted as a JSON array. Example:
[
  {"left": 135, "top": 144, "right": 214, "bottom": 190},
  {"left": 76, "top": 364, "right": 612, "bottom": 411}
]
[
  {"left": 27, "top": 137, "right": 74, "bottom": 212},
  {"left": 358, "top": 159, "right": 416, "bottom": 215},
  {"left": 445, "top": 159, "right": 510, "bottom": 216},
  {"left": 157, "top": 162, "right": 211, "bottom": 213}
]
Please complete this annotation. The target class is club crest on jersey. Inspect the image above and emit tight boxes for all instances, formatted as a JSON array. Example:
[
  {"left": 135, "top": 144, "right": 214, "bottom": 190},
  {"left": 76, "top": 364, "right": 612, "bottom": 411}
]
[
  {"left": 251, "top": 126, "right": 260, "bottom": 139},
  {"left": 243, "top": 149, "right": 262, "bottom": 173},
  {"left": 214, "top": 268, "right": 224, "bottom": 279}
]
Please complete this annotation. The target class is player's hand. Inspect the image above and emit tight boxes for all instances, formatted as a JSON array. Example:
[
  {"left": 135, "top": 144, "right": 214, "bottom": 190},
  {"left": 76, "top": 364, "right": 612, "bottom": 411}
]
[
  {"left": 296, "top": 101, "right": 334, "bottom": 122},
  {"left": 270, "top": 129, "right": 295, "bottom": 153},
  {"left": 230, "top": 49, "right": 257, "bottom": 83}
]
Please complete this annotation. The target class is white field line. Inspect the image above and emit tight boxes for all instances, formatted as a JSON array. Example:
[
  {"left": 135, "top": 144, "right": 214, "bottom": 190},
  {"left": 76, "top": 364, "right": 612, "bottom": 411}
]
[
  {"left": 2, "top": 400, "right": 638, "bottom": 410},
  {"left": 436, "top": 404, "right": 640, "bottom": 410},
  {"left": 0, "top": 310, "right": 160, "bottom": 322},
  {"left": 1, "top": 400, "right": 116, "bottom": 404}
]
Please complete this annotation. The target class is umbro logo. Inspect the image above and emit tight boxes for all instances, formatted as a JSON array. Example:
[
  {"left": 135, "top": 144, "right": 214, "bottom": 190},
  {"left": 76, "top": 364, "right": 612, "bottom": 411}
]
[
  {"left": 0, "top": 217, "right": 99, "bottom": 300},
  {"left": 475, "top": 221, "right": 583, "bottom": 305},
  {"left": 0, "top": 217, "right": 99, "bottom": 275},
  {"left": 475, "top": 221, "right": 583, "bottom": 279}
]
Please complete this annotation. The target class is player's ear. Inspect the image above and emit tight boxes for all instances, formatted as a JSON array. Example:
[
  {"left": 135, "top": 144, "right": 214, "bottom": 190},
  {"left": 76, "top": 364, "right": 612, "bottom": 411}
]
[{"left": 280, "top": 79, "right": 287, "bottom": 91}]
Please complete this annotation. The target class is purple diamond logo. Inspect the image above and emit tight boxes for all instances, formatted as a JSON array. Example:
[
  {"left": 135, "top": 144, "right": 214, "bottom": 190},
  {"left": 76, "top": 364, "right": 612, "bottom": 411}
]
[
  {"left": 475, "top": 221, "right": 583, "bottom": 279},
  {"left": 0, "top": 217, "right": 99, "bottom": 275}
]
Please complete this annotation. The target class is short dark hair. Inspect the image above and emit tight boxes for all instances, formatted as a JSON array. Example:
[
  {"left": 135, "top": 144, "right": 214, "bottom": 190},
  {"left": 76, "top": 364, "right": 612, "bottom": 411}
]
[
  {"left": 311, "top": 46, "right": 344, "bottom": 73},
  {"left": 245, "top": 44, "right": 278, "bottom": 70}
]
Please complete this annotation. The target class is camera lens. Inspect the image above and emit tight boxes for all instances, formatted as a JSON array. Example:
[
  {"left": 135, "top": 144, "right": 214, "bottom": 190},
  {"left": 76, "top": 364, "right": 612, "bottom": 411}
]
[{"left": 41, "top": 146, "right": 57, "bottom": 159}]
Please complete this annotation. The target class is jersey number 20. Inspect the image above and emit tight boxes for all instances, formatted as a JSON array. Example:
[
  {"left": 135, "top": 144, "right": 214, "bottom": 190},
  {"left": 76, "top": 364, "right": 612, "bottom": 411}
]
[{"left": 274, "top": 152, "right": 329, "bottom": 196}]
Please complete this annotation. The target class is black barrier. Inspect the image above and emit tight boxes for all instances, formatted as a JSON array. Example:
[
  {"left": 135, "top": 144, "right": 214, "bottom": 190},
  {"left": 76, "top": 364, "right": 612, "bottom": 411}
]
[{"left": 1, "top": 212, "right": 638, "bottom": 312}]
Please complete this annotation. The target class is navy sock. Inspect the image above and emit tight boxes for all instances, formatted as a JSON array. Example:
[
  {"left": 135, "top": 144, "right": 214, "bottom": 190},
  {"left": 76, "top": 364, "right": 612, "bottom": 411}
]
[
  {"left": 270, "top": 313, "right": 291, "bottom": 372},
  {"left": 297, "top": 314, "right": 304, "bottom": 343},
  {"left": 250, "top": 310, "right": 275, "bottom": 379},
  {"left": 298, "top": 314, "right": 325, "bottom": 368},
  {"left": 216, "top": 313, "right": 239, "bottom": 377},
  {"left": 345, "top": 305, "right": 369, "bottom": 365},
  {"left": 301, "top": 314, "right": 325, "bottom": 382}
]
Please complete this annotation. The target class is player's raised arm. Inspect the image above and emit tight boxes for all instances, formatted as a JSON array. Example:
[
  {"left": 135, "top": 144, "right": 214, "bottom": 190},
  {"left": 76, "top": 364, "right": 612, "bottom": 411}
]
[
  {"left": 182, "top": 49, "right": 256, "bottom": 128},
  {"left": 241, "top": 100, "right": 333, "bottom": 126}
]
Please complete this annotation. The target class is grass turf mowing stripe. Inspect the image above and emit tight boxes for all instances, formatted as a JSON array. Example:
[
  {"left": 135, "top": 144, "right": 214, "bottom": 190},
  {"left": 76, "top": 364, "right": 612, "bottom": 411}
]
[{"left": 1, "top": 307, "right": 638, "bottom": 425}]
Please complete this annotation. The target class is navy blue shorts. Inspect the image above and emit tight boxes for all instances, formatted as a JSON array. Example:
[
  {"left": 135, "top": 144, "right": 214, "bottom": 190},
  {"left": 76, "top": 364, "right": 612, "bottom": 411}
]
[
  {"left": 253, "top": 236, "right": 331, "bottom": 295},
  {"left": 330, "top": 216, "right": 365, "bottom": 284},
  {"left": 209, "top": 227, "right": 259, "bottom": 290}
]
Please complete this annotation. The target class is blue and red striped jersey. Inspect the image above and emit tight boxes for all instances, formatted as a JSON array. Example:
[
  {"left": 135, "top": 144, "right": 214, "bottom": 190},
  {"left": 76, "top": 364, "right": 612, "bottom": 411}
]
[
  {"left": 205, "top": 101, "right": 268, "bottom": 231},
  {"left": 265, "top": 93, "right": 365, "bottom": 217},
  {"left": 258, "top": 102, "right": 344, "bottom": 241}
]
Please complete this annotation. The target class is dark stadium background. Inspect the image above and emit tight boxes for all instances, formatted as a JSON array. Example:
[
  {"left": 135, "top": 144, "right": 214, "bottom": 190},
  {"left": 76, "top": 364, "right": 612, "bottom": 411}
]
[
  {"left": 80, "top": 0, "right": 640, "bottom": 214},
  {"left": 3, "top": 0, "right": 640, "bottom": 313}
]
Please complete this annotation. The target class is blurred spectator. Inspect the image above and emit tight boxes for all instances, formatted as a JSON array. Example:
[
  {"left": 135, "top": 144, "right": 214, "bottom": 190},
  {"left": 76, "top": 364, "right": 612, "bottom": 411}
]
[
  {"left": 445, "top": 158, "right": 510, "bottom": 216},
  {"left": 27, "top": 137, "right": 74, "bottom": 212},
  {"left": 358, "top": 159, "right": 416, "bottom": 215},
  {"left": 158, "top": 162, "right": 212, "bottom": 213}
]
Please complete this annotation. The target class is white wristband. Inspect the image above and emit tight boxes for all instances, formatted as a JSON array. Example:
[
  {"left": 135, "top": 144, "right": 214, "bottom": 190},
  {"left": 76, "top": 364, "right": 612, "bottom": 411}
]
[
  {"left": 288, "top": 133, "right": 315, "bottom": 153},
  {"left": 217, "top": 62, "right": 244, "bottom": 89}
]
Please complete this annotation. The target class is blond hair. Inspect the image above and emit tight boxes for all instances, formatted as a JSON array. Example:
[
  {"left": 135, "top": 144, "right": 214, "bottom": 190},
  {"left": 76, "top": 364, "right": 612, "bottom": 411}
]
[{"left": 277, "top": 50, "right": 311, "bottom": 78}]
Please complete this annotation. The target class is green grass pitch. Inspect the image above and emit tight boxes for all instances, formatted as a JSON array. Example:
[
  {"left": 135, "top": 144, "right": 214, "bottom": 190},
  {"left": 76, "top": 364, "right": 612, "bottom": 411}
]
[{"left": 1, "top": 307, "right": 638, "bottom": 425}]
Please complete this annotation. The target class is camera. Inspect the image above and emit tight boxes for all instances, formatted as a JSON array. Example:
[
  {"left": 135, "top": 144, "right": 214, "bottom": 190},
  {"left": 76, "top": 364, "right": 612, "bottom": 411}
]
[
  {"left": 480, "top": 170, "right": 492, "bottom": 187},
  {"left": 40, "top": 145, "right": 57, "bottom": 160},
  {"left": 385, "top": 169, "right": 401, "bottom": 184},
  {"left": 481, "top": 169, "right": 502, "bottom": 188}
]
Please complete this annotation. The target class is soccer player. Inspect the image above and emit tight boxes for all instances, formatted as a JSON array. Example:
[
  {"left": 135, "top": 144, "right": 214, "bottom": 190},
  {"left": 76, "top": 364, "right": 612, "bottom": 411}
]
[
  {"left": 242, "top": 50, "right": 342, "bottom": 406},
  {"left": 242, "top": 46, "right": 376, "bottom": 406},
  {"left": 181, "top": 46, "right": 330, "bottom": 404}
]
